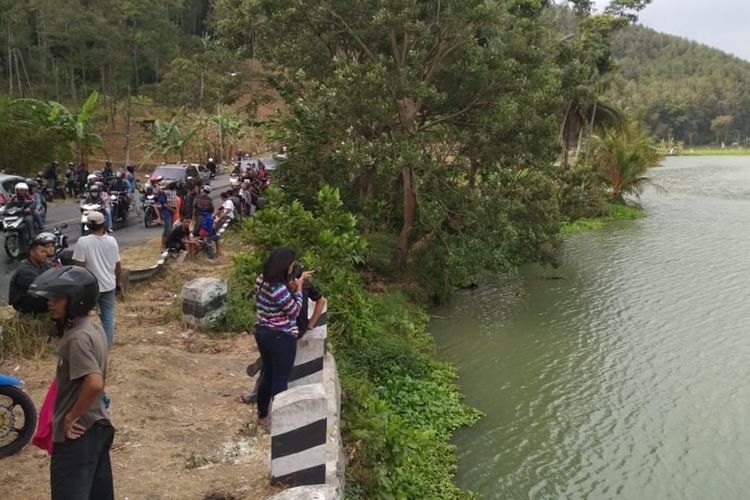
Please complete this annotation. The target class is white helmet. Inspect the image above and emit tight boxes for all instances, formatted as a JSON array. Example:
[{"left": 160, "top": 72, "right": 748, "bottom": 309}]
[
  {"left": 202, "top": 185, "right": 211, "bottom": 193},
  {"left": 15, "top": 182, "right": 29, "bottom": 193},
  {"left": 208, "top": 157, "right": 214, "bottom": 162}
]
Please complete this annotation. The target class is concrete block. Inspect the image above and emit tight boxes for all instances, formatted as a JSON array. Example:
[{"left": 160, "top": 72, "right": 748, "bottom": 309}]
[
  {"left": 271, "top": 384, "right": 328, "bottom": 487},
  {"left": 289, "top": 325, "right": 327, "bottom": 388},
  {"left": 181, "top": 277, "right": 227, "bottom": 328}
]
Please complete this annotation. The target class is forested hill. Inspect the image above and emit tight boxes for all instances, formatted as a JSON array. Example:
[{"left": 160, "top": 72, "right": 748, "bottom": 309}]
[{"left": 606, "top": 24, "right": 750, "bottom": 146}]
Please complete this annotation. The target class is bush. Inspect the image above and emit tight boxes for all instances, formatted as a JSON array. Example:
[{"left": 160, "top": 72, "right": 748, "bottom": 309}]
[{"left": 227, "top": 187, "right": 479, "bottom": 498}]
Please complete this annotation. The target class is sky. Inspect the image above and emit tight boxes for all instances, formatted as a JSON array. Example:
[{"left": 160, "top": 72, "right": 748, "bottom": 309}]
[{"left": 595, "top": 0, "right": 750, "bottom": 62}]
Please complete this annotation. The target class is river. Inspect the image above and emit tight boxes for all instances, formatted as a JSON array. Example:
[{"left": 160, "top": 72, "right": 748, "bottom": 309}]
[{"left": 430, "top": 157, "right": 750, "bottom": 499}]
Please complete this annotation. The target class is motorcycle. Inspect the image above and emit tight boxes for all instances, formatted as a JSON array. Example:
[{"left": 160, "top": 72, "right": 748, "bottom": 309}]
[
  {"left": 143, "top": 192, "right": 158, "bottom": 227},
  {"left": 79, "top": 199, "right": 104, "bottom": 236},
  {"left": 110, "top": 191, "right": 129, "bottom": 225},
  {"left": 1, "top": 206, "right": 32, "bottom": 259},
  {"left": 0, "top": 373, "right": 37, "bottom": 458},
  {"left": 51, "top": 224, "right": 72, "bottom": 266}
]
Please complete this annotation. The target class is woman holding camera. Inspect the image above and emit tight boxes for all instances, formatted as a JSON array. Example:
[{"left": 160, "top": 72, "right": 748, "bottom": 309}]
[{"left": 253, "top": 247, "right": 311, "bottom": 426}]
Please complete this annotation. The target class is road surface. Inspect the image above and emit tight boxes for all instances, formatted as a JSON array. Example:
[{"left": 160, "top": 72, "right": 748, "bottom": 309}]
[{"left": 0, "top": 176, "right": 231, "bottom": 302}]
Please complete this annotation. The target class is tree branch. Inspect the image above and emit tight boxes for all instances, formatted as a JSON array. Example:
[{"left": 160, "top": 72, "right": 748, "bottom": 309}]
[{"left": 328, "top": 9, "right": 378, "bottom": 62}]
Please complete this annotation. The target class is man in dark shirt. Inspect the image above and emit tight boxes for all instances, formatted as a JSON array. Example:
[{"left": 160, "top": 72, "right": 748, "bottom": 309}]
[{"left": 8, "top": 233, "right": 54, "bottom": 314}]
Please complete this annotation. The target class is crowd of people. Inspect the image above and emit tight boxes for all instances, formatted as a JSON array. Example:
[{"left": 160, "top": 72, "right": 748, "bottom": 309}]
[{"left": 8, "top": 150, "right": 328, "bottom": 499}]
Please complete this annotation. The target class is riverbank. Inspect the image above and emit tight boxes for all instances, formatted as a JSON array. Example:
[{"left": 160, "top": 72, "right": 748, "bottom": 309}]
[
  {"left": 0, "top": 233, "right": 280, "bottom": 499},
  {"left": 676, "top": 148, "right": 750, "bottom": 156},
  {"left": 226, "top": 187, "right": 481, "bottom": 498},
  {"left": 561, "top": 203, "right": 644, "bottom": 235}
]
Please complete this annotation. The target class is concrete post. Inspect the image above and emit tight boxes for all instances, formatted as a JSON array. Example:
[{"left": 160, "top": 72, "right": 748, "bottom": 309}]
[
  {"left": 181, "top": 277, "right": 227, "bottom": 329},
  {"left": 271, "top": 383, "right": 327, "bottom": 487}
]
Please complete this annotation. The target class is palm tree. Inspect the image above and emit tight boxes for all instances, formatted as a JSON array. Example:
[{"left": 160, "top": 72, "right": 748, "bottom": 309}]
[{"left": 591, "top": 121, "right": 662, "bottom": 203}]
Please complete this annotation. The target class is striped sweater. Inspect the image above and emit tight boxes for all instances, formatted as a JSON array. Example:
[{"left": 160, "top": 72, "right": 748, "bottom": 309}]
[{"left": 255, "top": 274, "right": 303, "bottom": 336}]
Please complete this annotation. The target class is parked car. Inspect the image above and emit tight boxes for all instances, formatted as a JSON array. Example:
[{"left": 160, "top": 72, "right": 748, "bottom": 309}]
[
  {"left": 149, "top": 164, "right": 207, "bottom": 190},
  {"left": 0, "top": 174, "right": 27, "bottom": 206}
]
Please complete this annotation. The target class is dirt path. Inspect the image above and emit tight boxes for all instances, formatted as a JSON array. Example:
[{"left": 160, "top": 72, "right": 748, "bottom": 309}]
[{"left": 1, "top": 236, "right": 282, "bottom": 499}]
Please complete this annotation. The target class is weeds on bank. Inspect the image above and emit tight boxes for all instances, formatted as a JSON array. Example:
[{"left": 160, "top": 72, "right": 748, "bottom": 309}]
[
  {"left": 0, "top": 310, "right": 54, "bottom": 362},
  {"left": 561, "top": 202, "right": 645, "bottom": 235},
  {"left": 226, "top": 187, "right": 480, "bottom": 499}
]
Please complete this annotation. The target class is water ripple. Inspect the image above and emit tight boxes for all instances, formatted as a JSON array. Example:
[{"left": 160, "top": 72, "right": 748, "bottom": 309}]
[{"left": 432, "top": 157, "right": 750, "bottom": 499}]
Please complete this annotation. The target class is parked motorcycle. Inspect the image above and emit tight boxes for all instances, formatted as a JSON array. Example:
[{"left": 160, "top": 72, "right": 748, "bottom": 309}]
[
  {"left": 1, "top": 206, "right": 32, "bottom": 259},
  {"left": 51, "top": 224, "right": 72, "bottom": 266},
  {"left": 0, "top": 373, "right": 37, "bottom": 458},
  {"left": 143, "top": 192, "right": 158, "bottom": 228}
]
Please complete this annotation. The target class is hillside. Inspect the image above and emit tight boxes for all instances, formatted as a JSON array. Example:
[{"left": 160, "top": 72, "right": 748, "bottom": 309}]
[{"left": 606, "top": 25, "right": 750, "bottom": 146}]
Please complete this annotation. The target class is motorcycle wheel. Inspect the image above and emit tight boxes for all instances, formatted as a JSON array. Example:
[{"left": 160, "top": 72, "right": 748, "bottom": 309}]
[
  {"left": 144, "top": 208, "right": 155, "bottom": 228},
  {"left": 0, "top": 386, "right": 37, "bottom": 458},
  {"left": 4, "top": 234, "right": 21, "bottom": 259}
]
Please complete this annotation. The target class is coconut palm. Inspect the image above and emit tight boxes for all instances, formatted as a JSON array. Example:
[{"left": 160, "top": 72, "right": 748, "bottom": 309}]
[{"left": 591, "top": 121, "right": 662, "bottom": 203}]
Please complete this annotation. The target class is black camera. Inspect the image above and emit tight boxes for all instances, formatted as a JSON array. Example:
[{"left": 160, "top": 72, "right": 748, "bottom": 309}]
[{"left": 290, "top": 264, "right": 304, "bottom": 280}]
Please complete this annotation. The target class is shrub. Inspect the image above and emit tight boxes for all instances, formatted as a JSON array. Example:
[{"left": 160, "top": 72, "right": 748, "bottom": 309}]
[{"left": 227, "top": 187, "right": 479, "bottom": 498}]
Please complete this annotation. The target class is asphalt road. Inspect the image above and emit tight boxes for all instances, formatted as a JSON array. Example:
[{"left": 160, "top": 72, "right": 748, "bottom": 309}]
[{"left": 0, "top": 175, "right": 231, "bottom": 303}]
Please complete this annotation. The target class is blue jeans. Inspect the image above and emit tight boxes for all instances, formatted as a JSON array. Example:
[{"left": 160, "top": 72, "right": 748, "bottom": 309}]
[
  {"left": 98, "top": 290, "right": 115, "bottom": 346},
  {"left": 254, "top": 326, "right": 297, "bottom": 418},
  {"left": 104, "top": 208, "right": 112, "bottom": 231},
  {"left": 161, "top": 210, "right": 173, "bottom": 237}
]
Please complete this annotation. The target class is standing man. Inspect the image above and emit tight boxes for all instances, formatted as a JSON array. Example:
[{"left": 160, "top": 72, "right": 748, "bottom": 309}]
[
  {"left": 46, "top": 160, "right": 59, "bottom": 192},
  {"left": 72, "top": 211, "right": 122, "bottom": 347},
  {"left": 157, "top": 181, "right": 177, "bottom": 251},
  {"left": 7, "top": 233, "right": 55, "bottom": 314},
  {"left": 29, "top": 266, "right": 114, "bottom": 500}
]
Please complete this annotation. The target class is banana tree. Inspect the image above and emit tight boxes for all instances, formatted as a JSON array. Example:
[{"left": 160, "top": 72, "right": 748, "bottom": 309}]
[
  {"left": 49, "top": 91, "right": 105, "bottom": 165},
  {"left": 146, "top": 112, "right": 198, "bottom": 163}
]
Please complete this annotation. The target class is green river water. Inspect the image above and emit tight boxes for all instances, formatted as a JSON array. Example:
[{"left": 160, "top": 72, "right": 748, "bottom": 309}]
[{"left": 430, "top": 157, "right": 750, "bottom": 499}]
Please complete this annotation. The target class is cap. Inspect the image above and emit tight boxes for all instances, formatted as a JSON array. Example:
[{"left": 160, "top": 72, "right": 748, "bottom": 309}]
[{"left": 86, "top": 211, "right": 105, "bottom": 225}]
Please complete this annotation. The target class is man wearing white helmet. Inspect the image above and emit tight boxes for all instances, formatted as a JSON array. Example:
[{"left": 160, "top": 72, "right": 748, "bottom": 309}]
[
  {"left": 207, "top": 157, "right": 217, "bottom": 179},
  {"left": 7, "top": 182, "right": 37, "bottom": 244}
]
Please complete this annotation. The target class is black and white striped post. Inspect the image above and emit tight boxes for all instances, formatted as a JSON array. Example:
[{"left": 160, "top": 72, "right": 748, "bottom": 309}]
[{"left": 271, "top": 383, "right": 328, "bottom": 486}]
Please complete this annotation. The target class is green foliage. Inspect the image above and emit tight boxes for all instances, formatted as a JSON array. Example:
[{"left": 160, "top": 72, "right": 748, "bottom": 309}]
[
  {"left": 607, "top": 24, "right": 750, "bottom": 145},
  {"left": 560, "top": 201, "right": 644, "bottom": 234},
  {"left": 591, "top": 121, "right": 662, "bottom": 202},
  {"left": 228, "top": 188, "right": 479, "bottom": 498}
]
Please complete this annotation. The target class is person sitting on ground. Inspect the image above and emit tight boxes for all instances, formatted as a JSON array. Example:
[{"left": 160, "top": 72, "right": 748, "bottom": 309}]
[
  {"left": 197, "top": 211, "right": 220, "bottom": 259},
  {"left": 8, "top": 233, "right": 55, "bottom": 314},
  {"left": 238, "top": 262, "right": 326, "bottom": 405},
  {"left": 214, "top": 191, "right": 235, "bottom": 227},
  {"left": 165, "top": 220, "right": 203, "bottom": 256}
]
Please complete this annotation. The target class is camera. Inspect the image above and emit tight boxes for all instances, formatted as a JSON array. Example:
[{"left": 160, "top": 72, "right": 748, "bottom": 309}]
[{"left": 290, "top": 264, "right": 305, "bottom": 280}]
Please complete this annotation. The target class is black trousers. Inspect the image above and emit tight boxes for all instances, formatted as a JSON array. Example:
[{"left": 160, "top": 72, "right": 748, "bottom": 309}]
[
  {"left": 254, "top": 326, "right": 297, "bottom": 418},
  {"left": 51, "top": 423, "right": 115, "bottom": 500}
]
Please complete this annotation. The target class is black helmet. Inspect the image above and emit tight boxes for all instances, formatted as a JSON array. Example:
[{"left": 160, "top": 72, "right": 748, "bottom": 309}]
[
  {"left": 31, "top": 232, "right": 56, "bottom": 248},
  {"left": 29, "top": 266, "right": 99, "bottom": 317}
]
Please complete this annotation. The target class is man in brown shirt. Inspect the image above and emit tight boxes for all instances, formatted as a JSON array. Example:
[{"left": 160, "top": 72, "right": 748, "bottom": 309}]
[{"left": 30, "top": 266, "right": 114, "bottom": 500}]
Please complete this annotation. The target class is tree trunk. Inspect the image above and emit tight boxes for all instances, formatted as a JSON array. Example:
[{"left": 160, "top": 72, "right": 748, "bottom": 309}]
[{"left": 392, "top": 165, "right": 416, "bottom": 269}]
